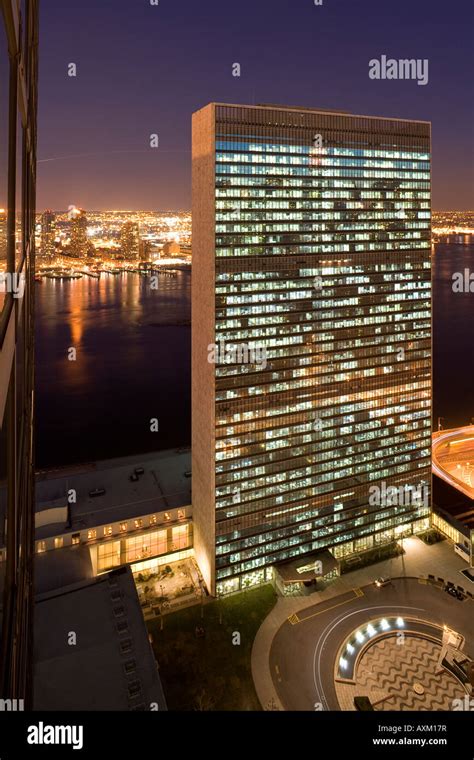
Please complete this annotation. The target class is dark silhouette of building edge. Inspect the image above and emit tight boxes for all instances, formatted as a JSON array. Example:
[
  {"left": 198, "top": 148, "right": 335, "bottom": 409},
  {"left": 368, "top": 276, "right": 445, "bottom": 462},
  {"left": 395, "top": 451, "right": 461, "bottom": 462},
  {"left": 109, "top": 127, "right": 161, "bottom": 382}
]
[{"left": 0, "top": 0, "right": 39, "bottom": 706}]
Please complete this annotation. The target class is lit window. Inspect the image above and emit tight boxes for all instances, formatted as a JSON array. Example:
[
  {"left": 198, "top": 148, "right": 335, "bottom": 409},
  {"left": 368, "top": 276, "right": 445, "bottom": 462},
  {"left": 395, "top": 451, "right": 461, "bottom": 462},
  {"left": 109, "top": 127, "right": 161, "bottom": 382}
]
[
  {"left": 97, "top": 541, "right": 121, "bottom": 572},
  {"left": 37, "top": 540, "right": 46, "bottom": 553},
  {"left": 87, "top": 529, "right": 97, "bottom": 540},
  {"left": 134, "top": 519, "right": 143, "bottom": 529},
  {"left": 149, "top": 514, "right": 157, "bottom": 525},
  {"left": 54, "top": 537, "right": 63, "bottom": 549},
  {"left": 171, "top": 524, "right": 189, "bottom": 550},
  {"left": 103, "top": 525, "right": 113, "bottom": 536},
  {"left": 178, "top": 509, "right": 185, "bottom": 520},
  {"left": 72, "top": 533, "right": 80, "bottom": 545},
  {"left": 164, "top": 512, "right": 171, "bottom": 521},
  {"left": 120, "top": 522, "right": 128, "bottom": 532}
]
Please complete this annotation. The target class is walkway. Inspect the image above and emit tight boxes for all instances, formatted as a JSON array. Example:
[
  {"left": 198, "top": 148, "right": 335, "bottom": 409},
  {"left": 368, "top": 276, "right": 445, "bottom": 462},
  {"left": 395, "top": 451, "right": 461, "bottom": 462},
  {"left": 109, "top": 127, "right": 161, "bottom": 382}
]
[{"left": 251, "top": 536, "right": 470, "bottom": 710}]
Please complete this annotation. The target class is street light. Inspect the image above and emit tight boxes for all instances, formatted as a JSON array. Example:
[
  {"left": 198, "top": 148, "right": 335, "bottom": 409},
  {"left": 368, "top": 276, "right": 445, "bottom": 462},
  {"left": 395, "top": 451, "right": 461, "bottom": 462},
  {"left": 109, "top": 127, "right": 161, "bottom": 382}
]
[
  {"left": 159, "top": 583, "right": 165, "bottom": 631},
  {"left": 199, "top": 578, "right": 204, "bottom": 620}
]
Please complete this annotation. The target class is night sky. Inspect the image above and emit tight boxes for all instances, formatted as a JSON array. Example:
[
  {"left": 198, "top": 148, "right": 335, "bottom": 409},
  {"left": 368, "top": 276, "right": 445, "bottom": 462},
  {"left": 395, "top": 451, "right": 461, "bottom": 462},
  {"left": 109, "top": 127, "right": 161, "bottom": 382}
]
[{"left": 38, "top": 0, "right": 473, "bottom": 212}]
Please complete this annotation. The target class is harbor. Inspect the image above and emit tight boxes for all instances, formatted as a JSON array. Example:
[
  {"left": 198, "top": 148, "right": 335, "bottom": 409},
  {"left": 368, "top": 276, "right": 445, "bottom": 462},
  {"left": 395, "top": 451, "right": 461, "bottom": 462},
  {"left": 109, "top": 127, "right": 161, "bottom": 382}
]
[{"left": 36, "top": 263, "right": 187, "bottom": 281}]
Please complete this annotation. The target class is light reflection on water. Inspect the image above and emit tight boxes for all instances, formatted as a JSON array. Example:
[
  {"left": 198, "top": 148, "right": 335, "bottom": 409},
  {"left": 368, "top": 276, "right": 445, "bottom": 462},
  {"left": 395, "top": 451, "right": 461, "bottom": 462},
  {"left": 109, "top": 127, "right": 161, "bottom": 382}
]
[
  {"left": 35, "top": 244, "right": 474, "bottom": 467},
  {"left": 35, "top": 270, "right": 191, "bottom": 467}
]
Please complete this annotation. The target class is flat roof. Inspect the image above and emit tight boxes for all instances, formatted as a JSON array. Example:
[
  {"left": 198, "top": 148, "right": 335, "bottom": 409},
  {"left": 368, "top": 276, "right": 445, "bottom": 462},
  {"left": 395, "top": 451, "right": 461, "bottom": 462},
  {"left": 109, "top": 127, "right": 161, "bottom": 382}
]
[
  {"left": 195, "top": 101, "right": 431, "bottom": 125},
  {"left": 34, "top": 565, "right": 167, "bottom": 711},
  {"left": 34, "top": 448, "right": 191, "bottom": 538},
  {"left": 35, "top": 544, "right": 94, "bottom": 595},
  {"left": 275, "top": 549, "right": 338, "bottom": 582},
  {"left": 432, "top": 427, "right": 474, "bottom": 503}
]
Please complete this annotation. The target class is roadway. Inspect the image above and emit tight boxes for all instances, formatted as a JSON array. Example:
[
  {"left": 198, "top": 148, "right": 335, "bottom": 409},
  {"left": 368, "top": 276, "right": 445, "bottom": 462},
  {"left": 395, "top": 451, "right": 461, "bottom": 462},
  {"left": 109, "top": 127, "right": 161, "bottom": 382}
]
[{"left": 269, "top": 577, "right": 473, "bottom": 711}]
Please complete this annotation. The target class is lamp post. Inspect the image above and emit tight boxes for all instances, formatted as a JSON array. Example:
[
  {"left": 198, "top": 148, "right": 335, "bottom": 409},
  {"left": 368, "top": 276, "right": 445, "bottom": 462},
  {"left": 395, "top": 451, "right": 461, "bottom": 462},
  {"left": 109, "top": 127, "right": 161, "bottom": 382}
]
[
  {"left": 159, "top": 583, "right": 164, "bottom": 631},
  {"left": 199, "top": 578, "right": 204, "bottom": 620}
]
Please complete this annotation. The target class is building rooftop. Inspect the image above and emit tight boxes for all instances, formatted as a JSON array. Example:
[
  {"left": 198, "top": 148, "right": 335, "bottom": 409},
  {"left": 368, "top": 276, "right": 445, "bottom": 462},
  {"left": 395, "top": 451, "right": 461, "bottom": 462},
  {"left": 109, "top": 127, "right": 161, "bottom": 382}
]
[
  {"left": 255, "top": 103, "right": 351, "bottom": 114},
  {"left": 33, "top": 448, "right": 191, "bottom": 539},
  {"left": 196, "top": 101, "right": 431, "bottom": 125},
  {"left": 433, "top": 477, "right": 474, "bottom": 537},
  {"left": 35, "top": 544, "right": 94, "bottom": 595},
  {"left": 34, "top": 565, "right": 167, "bottom": 711},
  {"left": 432, "top": 427, "right": 474, "bottom": 502},
  {"left": 275, "top": 549, "right": 339, "bottom": 582}
]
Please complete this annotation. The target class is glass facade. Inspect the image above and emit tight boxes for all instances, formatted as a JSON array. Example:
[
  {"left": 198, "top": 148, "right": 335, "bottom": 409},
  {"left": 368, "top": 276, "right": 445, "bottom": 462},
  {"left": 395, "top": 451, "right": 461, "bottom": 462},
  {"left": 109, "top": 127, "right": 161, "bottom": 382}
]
[
  {"left": 96, "top": 523, "right": 192, "bottom": 573},
  {"left": 193, "top": 103, "right": 431, "bottom": 594},
  {"left": 0, "top": 0, "right": 39, "bottom": 703}
]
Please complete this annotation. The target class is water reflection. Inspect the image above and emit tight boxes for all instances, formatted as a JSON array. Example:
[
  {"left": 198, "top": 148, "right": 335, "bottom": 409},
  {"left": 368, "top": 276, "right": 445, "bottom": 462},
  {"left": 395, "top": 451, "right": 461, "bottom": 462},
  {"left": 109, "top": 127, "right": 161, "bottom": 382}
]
[
  {"left": 35, "top": 270, "right": 191, "bottom": 467},
  {"left": 35, "top": 245, "right": 474, "bottom": 467}
]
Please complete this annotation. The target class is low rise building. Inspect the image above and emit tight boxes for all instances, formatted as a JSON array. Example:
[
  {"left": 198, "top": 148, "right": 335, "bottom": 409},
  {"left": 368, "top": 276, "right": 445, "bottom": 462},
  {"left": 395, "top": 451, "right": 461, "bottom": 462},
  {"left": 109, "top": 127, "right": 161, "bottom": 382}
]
[
  {"left": 31, "top": 449, "right": 193, "bottom": 579},
  {"left": 432, "top": 427, "right": 474, "bottom": 566}
]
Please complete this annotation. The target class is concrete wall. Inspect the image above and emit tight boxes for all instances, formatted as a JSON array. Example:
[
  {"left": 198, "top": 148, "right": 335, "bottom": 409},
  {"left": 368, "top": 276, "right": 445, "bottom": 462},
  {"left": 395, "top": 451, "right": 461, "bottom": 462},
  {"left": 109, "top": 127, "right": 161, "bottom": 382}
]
[{"left": 191, "top": 104, "right": 216, "bottom": 594}]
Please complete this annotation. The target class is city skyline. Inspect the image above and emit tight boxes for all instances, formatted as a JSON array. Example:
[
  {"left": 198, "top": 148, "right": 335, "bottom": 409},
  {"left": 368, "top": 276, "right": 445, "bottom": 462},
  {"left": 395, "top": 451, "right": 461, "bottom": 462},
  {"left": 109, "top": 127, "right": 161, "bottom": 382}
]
[
  {"left": 37, "top": 0, "right": 474, "bottom": 211},
  {"left": 1, "top": 0, "right": 473, "bottom": 729}
]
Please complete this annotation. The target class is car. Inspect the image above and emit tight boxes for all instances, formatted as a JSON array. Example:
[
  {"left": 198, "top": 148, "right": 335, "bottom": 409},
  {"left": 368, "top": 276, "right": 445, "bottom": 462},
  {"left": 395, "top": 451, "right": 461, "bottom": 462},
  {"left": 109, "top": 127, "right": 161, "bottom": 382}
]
[
  {"left": 374, "top": 577, "right": 390, "bottom": 588},
  {"left": 134, "top": 467, "right": 144, "bottom": 476},
  {"left": 129, "top": 473, "right": 139, "bottom": 482},
  {"left": 444, "top": 584, "right": 465, "bottom": 601}
]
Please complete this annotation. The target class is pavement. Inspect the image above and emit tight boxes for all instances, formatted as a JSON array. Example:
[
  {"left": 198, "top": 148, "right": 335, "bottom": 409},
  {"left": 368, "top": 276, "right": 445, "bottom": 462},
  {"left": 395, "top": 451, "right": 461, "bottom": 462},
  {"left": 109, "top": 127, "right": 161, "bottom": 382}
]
[
  {"left": 335, "top": 634, "right": 465, "bottom": 711},
  {"left": 251, "top": 536, "right": 472, "bottom": 711}
]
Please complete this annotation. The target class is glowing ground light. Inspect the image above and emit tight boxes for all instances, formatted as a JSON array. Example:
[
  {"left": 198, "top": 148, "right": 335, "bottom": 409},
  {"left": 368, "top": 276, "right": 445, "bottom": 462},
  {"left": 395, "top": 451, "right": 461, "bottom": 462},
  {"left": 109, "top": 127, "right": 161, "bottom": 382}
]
[
  {"left": 339, "top": 657, "right": 348, "bottom": 670},
  {"left": 380, "top": 618, "right": 390, "bottom": 631},
  {"left": 355, "top": 631, "right": 365, "bottom": 643},
  {"left": 346, "top": 643, "right": 355, "bottom": 655},
  {"left": 367, "top": 624, "right": 376, "bottom": 637},
  {"left": 396, "top": 617, "right": 405, "bottom": 627}
]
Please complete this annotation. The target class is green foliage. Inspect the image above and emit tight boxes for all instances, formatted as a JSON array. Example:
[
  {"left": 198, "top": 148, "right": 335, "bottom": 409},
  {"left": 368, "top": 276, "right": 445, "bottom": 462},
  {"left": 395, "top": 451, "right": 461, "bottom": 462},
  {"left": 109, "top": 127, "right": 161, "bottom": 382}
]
[
  {"left": 147, "top": 584, "right": 277, "bottom": 711},
  {"left": 341, "top": 541, "right": 404, "bottom": 574},
  {"left": 417, "top": 529, "right": 444, "bottom": 545}
]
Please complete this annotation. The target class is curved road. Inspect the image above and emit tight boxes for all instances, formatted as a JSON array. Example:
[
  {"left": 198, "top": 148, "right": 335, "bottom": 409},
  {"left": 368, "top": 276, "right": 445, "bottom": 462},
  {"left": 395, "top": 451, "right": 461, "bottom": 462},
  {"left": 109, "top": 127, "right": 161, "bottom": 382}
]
[{"left": 269, "top": 578, "right": 473, "bottom": 710}]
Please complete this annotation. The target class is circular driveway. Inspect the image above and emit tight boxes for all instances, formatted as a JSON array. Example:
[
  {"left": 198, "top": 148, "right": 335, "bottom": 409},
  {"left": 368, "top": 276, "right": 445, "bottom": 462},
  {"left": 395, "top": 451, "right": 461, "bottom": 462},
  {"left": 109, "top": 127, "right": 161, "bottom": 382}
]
[{"left": 269, "top": 578, "right": 473, "bottom": 710}]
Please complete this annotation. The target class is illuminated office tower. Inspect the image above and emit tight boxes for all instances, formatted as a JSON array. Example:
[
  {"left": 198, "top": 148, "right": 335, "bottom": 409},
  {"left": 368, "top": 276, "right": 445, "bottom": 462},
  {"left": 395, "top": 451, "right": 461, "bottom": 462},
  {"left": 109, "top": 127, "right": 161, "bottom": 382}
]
[
  {"left": 69, "top": 207, "right": 88, "bottom": 257},
  {"left": 0, "top": 0, "right": 39, "bottom": 702},
  {"left": 120, "top": 221, "right": 139, "bottom": 260},
  {"left": 192, "top": 103, "right": 431, "bottom": 595},
  {"left": 40, "top": 209, "right": 56, "bottom": 259}
]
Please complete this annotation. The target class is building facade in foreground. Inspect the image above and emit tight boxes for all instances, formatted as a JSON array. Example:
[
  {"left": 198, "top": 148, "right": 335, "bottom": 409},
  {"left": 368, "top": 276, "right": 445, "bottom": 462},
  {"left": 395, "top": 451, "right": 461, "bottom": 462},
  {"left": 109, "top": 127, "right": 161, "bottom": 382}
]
[
  {"left": 192, "top": 103, "right": 431, "bottom": 596},
  {"left": 0, "top": 0, "right": 39, "bottom": 702}
]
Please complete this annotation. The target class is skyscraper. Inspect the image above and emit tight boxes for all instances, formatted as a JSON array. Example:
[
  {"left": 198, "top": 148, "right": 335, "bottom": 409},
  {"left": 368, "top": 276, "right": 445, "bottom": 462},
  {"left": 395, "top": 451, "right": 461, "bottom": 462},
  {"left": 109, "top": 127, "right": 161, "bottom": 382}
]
[
  {"left": 69, "top": 207, "right": 89, "bottom": 257},
  {"left": 120, "top": 221, "right": 139, "bottom": 260},
  {"left": 0, "top": 0, "right": 39, "bottom": 703},
  {"left": 40, "top": 209, "right": 56, "bottom": 259},
  {"left": 192, "top": 103, "right": 431, "bottom": 595}
]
